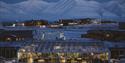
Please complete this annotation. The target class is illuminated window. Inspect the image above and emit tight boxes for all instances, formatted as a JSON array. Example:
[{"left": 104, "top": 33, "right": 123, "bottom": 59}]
[
  {"left": 22, "top": 23, "right": 25, "bottom": 26},
  {"left": 38, "top": 59, "right": 45, "bottom": 62},
  {"left": 61, "top": 59, "right": 66, "bottom": 63},
  {"left": 106, "top": 34, "right": 110, "bottom": 37},
  {"left": 60, "top": 24, "right": 63, "bottom": 26},
  {"left": 6, "top": 37, "right": 11, "bottom": 41},
  {"left": 91, "top": 53, "right": 94, "bottom": 56},
  {"left": 54, "top": 46, "right": 61, "bottom": 49}
]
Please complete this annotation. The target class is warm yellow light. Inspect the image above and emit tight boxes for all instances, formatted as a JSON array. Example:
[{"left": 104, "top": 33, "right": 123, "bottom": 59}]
[
  {"left": 106, "top": 52, "right": 109, "bottom": 55},
  {"left": 91, "top": 53, "right": 94, "bottom": 56},
  {"left": 6, "top": 38, "right": 11, "bottom": 41},
  {"left": 82, "top": 61, "right": 87, "bottom": 63},
  {"left": 37, "top": 22, "right": 41, "bottom": 25},
  {"left": 77, "top": 58, "right": 82, "bottom": 60},
  {"left": 40, "top": 25, "right": 46, "bottom": 28},
  {"left": 20, "top": 49, "right": 26, "bottom": 52},
  {"left": 22, "top": 23, "right": 25, "bottom": 26},
  {"left": 106, "top": 34, "right": 110, "bottom": 37},
  {"left": 61, "top": 59, "right": 66, "bottom": 63},
  {"left": 38, "top": 59, "right": 45, "bottom": 62},
  {"left": 99, "top": 53, "right": 109, "bottom": 61}
]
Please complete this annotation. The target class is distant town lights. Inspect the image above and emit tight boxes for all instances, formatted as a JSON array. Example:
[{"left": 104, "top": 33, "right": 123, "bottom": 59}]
[{"left": 68, "top": 22, "right": 77, "bottom": 25}]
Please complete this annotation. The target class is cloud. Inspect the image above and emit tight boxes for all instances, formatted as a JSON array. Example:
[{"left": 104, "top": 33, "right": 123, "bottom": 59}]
[{"left": 0, "top": 0, "right": 125, "bottom": 21}]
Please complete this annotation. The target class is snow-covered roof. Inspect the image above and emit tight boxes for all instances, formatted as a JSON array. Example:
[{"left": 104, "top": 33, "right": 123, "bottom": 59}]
[{"left": 34, "top": 41, "right": 108, "bottom": 53}]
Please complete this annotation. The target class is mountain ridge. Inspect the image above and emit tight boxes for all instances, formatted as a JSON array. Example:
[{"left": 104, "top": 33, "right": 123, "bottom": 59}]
[{"left": 0, "top": 0, "right": 125, "bottom": 21}]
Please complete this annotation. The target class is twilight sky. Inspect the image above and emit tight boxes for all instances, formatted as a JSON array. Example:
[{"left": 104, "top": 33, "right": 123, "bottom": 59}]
[
  {"left": 0, "top": 0, "right": 112, "bottom": 3},
  {"left": 0, "top": 0, "right": 60, "bottom": 3},
  {"left": 0, "top": 0, "right": 125, "bottom": 21}
]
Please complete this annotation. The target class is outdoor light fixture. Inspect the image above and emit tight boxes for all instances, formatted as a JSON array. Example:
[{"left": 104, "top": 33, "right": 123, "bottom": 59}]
[{"left": 91, "top": 52, "right": 94, "bottom": 56}]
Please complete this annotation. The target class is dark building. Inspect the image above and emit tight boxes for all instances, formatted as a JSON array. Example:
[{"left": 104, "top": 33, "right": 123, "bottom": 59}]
[
  {"left": 0, "top": 29, "right": 33, "bottom": 42},
  {"left": 110, "top": 48, "right": 125, "bottom": 59},
  {"left": 119, "top": 22, "right": 125, "bottom": 29},
  {"left": 0, "top": 29, "right": 33, "bottom": 59},
  {"left": 19, "top": 20, "right": 48, "bottom": 27},
  {"left": 1, "top": 22, "right": 16, "bottom": 27},
  {"left": 58, "top": 19, "right": 78, "bottom": 26},
  {"left": 107, "top": 42, "right": 125, "bottom": 59},
  {"left": 81, "top": 30, "right": 125, "bottom": 41},
  {"left": 0, "top": 41, "right": 33, "bottom": 59},
  {"left": 0, "top": 47, "right": 18, "bottom": 58},
  {"left": 101, "top": 21, "right": 116, "bottom": 24},
  {"left": 79, "top": 18, "right": 92, "bottom": 24}
]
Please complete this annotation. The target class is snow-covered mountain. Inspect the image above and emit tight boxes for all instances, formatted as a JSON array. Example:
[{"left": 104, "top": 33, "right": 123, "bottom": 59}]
[{"left": 0, "top": 0, "right": 125, "bottom": 21}]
